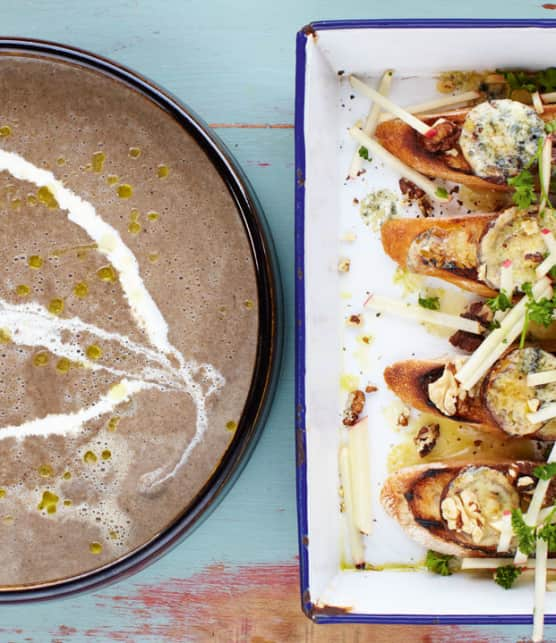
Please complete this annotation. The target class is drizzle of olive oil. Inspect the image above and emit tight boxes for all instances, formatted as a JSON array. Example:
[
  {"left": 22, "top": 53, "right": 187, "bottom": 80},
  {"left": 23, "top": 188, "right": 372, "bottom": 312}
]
[
  {"left": 63, "top": 499, "right": 72, "bottom": 507},
  {"left": 0, "top": 329, "right": 11, "bottom": 344},
  {"left": 56, "top": 157, "right": 66, "bottom": 166},
  {"left": 56, "top": 357, "right": 71, "bottom": 373},
  {"left": 129, "top": 147, "right": 141, "bottom": 158},
  {"left": 225, "top": 420, "right": 237, "bottom": 432},
  {"left": 62, "top": 471, "right": 72, "bottom": 480},
  {"left": 15, "top": 284, "right": 30, "bottom": 297},
  {"left": 387, "top": 410, "right": 543, "bottom": 473},
  {"left": 107, "top": 174, "right": 119, "bottom": 185},
  {"left": 101, "top": 449, "right": 111, "bottom": 460},
  {"left": 0, "top": 489, "right": 6, "bottom": 499},
  {"left": 26, "top": 194, "right": 38, "bottom": 206},
  {"left": 148, "top": 252, "right": 159, "bottom": 263},
  {"left": 0, "top": 125, "right": 12, "bottom": 137},
  {"left": 244, "top": 299, "right": 255, "bottom": 310},
  {"left": 147, "top": 211, "right": 159, "bottom": 221}
]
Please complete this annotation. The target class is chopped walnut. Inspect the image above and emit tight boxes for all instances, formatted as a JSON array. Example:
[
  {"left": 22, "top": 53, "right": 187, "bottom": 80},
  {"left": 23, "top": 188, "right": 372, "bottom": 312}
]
[
  {"left": 428, "top": 363, "right": 464, "bottom": 416},
  {"left": 420, "top": 119, "right": 461, "bottom": 153},
  {"left": 342, "top": 389, "right": 365, "bottom": 426},
  {"left": 346, "top": 314, "right": 361, "bottom": 327},
  {"left": 414, "top": 422, "right": 440, "bottom": 457},
  {"left": 397, "top": 409, "right": 410, "bottom": 427},
  {"left": 516, "top": 476, "right": 535, "bottom": 491},
  {"left": 338, "top": 257, "right": 351, "bottom": 273},
  {"left": 365, "top": 384, "right": 378, "bottom": 394},
  {"left": 399, "top": 177, "right": 425, "bottom": 200},
  {"left": 441, "top": 489, "right": 485, "bottom": 544}
]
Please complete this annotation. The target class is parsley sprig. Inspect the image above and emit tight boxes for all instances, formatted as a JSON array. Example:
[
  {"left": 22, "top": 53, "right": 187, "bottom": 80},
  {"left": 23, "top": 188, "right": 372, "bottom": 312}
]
[
  {"left": 418, "top": 295, "right": 440, "bottom": 310},
  {"left": 508, "top": 169, "right": 537, "bottom": 211},
  {"left": 494, "top": 564, "right": 522, "bottom": 590},
  {"left": 486, "top": 290, "right": 512, "bottom": 314},
  {"left": 497, "top": 67, "right": 556, "bottom": 93},
  {"left": 358, "top": 146, "right": 370, "bottom": 161},
  {"left": 511, "top": 508, "right": 536, "bottom": 556},
  {"left": 425, "top": 550, "right": 454, "bottom": 576},
  {"left": 534, "top": 463, "right": 556, "bottom": 481},
  {"left": 519, "top": 282, "right": 556, "bottom": 348}
]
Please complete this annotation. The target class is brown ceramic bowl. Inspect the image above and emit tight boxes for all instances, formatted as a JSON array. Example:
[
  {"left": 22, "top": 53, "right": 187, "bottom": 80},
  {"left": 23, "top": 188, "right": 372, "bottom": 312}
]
[{"left": 0, "top": 38, "right": 281, "bottom": 601}]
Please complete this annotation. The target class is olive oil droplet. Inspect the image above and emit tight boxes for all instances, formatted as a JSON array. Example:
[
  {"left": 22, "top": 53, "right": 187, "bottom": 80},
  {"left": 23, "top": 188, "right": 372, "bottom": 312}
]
[
  {"left": 147, "top": 211, "right": 159, "bottom": 221},
  {"left": 15, "top": 284, "right": 30, "bottom": 297},
  {"left": 0, "top": 489, "right": 6, "bottom": 499},
  {"left": 157, "top": 164, "right": 169, "bottom": 178},
  {"left": 117, "top": 184, "right": 133, "bottom": 199},
  {"left": 101, "top": 449, "right": 112, "bottom": 460},
  {"left": 0, "top": 329, "right": 11, "bottom": 344},
  {"left": 107, "top": 174, "right": 119, "bottom": 185},
  {"left": 28, "top": 255, "right": 43, "bottom": 269},
  {"left": 129, "top": 147, "right": 141, "bottom": 158},
  {"left": 48, "top": 298, "right": 64, "bottom": 315},
  {"left": 73, "top": 281, "right": 89, "bottom": 298},
  {"left": 37, "top": 490, "right": 59, "bottom": 514},
  {"left": 148, "top": 252, "right": 159, "bottom": 263},
  {"left": 226, "top": 420, "right": 237, "bottom": 432},
  {"left": 83, "top": 451, "right": 97, "bottom": 464},
  {"left": 96, "top": 265, "right": 116, "bottom": 282},
  {"left": 107, "top": 416, "right": 120, "bottom": 432},
  {"left": 38, "top": 464, "right": 54, "bottom": 477},
  {"left": 27, "top": 194, "right": 38, "bottom": 207},
  {"left": 62, "top": 471, "right": 72, "bottom": 480},
  {"left": 63, "top": 499, "right": 72, "bottom": 507},
  {"left": 128, "top": 221, "right": 141, "bottom": 234},
  {"left": 56, "top": 157, "right": 66, "bottom": 166},
  {"left": 56, "top": 357, "right": 71, "bottom": 373},
  {"left": 37, "top": 186, "right": 59, "bottom": 209},
  {"left": 92, "top": 151, "right": 105, "bottom": 173},
  {"left": 33, "top": 351, "right": 49, "bottom": 367},
  {"left": 244, "top": 299, "right": 255, "bottom": 310},
  {"left": 0, "top": 125, "right": 12, "bottom": 137},
  {"left": 89, "top": 542, "right": 103, "bottom": 554},
  {"left": 86, "top": 344, "right": 102, "bottom": 360}
]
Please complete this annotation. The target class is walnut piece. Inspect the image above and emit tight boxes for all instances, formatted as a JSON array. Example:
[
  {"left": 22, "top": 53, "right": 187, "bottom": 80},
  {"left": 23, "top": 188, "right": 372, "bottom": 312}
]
[
  {"left": 428, "top": 364, "right": 464, "bottom": 416},
  {"left": 342, "top": 389, "right": 365, "bottom": 426},
  {"left": 414, "top": 422, "right": 440, "bottom": 457}
]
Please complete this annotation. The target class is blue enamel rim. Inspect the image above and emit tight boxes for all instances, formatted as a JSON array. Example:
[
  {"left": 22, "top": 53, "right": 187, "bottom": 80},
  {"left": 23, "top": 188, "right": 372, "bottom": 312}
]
[
  {"left": 294, "top": 17, "right": 556, "bottom": 626},
  {"left": 0, "top": 37, "right": 282, "bottom": 602}
]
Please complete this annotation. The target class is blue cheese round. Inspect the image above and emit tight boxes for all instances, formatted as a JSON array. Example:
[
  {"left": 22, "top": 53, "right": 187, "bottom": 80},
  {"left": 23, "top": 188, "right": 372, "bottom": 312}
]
[{"left": 459, "top": 99, "right": 544, "bottom": 180}]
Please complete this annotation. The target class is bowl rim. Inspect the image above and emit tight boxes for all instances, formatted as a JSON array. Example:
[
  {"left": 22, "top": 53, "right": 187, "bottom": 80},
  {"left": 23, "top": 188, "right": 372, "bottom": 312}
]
[{"left": 0, "top": 36, "right": 282, "bottom": 602}]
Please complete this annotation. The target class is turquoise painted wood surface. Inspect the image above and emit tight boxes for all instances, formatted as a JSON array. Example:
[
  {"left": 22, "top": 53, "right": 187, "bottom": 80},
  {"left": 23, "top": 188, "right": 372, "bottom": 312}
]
[{"left": 1, "top": 1, "right": 556, "bottom": 641}]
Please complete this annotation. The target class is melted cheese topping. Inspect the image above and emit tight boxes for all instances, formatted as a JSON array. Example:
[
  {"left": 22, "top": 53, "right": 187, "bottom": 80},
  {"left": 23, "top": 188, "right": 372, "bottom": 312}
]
[
  {"left": 460, "top": 100, "right": 544, "bottom": 180},
  {"left": 485, "top": 347, "right": 556, "bottom": 437},
  {"left": 479, "top": 208, "right": 555, "bottom": 290}
]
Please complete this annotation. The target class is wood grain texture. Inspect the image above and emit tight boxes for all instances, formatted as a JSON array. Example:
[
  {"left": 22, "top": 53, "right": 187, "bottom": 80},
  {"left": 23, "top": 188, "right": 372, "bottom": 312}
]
[{"left": 1, "top": 1, "right": 556, "bottom": 642}]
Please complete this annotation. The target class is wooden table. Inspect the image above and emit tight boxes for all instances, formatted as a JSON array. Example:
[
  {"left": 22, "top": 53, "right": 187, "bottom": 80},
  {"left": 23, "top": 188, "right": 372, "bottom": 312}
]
[{"left": 2, "top": 1, "right": 556, "bottom": 641}]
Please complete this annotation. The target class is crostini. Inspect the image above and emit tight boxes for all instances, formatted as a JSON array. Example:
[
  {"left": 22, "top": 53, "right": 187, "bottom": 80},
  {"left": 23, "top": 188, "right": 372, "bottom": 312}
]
[
  {"left": 384, "top": 347, "right": 556, "bottom": 440},
  {"left": 381, "top": 460, "right": 554, "bottom": 556},
  {"left": 381, "top": 207, "right": 556, "bottom": 297},
  {"left": 374, "top": 99, "right": 556, "bottom": 191}
]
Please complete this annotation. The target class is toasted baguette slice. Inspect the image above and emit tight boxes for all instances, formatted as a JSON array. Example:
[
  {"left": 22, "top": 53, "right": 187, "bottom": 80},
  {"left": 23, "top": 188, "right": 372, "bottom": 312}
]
[
  {"left": 374, "top": 104, "right": 556, "bottom": 191},
  {"left": 381, "top": 460, "right": 547, "bottom": 557},
  {"left": 381, "top": 214, "right": 497, "bottom": 297},
  {"left": 384, "top": 358, "right": 499, "bottom": 434}
]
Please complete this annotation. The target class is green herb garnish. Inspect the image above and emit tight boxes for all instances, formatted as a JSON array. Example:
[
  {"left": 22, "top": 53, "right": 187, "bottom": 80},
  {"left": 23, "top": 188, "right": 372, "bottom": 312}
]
[
  {"left": 418, "top": 295, "right": 441, "bottom": 311},
  {"left": 533, "top": 462, "right": 556, "bottom": 481},
  {"left": 511, "top": 508, "right": 536, "bottom": 556},
  {"left": 520, "top": 281, "right": 556, "bottom": 348},
  {"left": 549, "top": 265, "right": 556, "bottom": 280},
  {"left": 358, "top": 146, "right": 370, "bottom": 160},
  {"left": 508, "top": 169, "right": 537, "bottom": 211},
  {"left": 435, "top": 186, "right": 449, "bottom": 199},
  {"left": 497, "top": 67, "right": 556, "bottom": 93},
  {"left": 538, "top": 522, "right": 556, "bottom": 552},
  {"left": 425, "top": 550, "right": 454, "bottom": 576},
  {"left": 486, "top": 290, "right": 512, "bottom": 314},
  {"left": 494, "top": 564, "right": 522, "bottom": 590}
]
